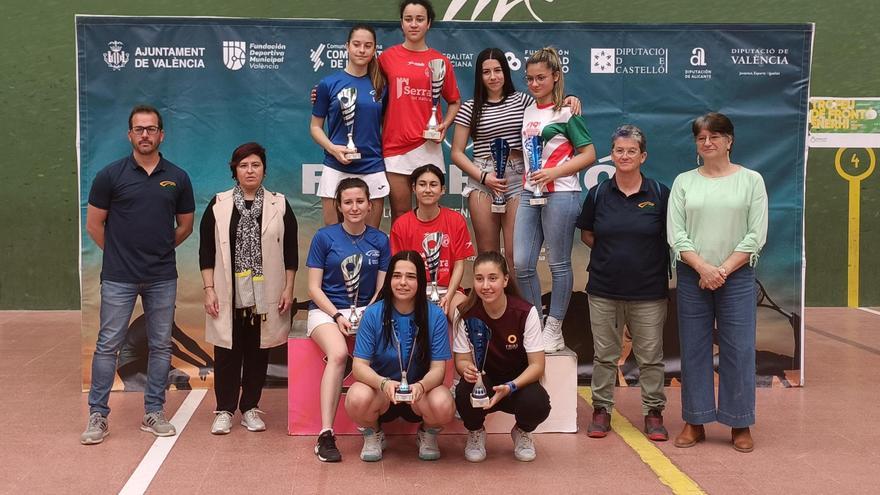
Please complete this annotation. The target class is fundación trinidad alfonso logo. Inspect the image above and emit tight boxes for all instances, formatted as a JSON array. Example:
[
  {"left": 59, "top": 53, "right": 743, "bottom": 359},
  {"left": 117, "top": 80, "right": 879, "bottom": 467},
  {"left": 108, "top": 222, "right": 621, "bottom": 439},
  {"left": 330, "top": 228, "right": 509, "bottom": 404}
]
[
  {"left": 103, "top": 41, "right": 130, "bottom": 70},
  {"left": 223, "top": 41, "right": 247, "bottom": 70},
  {"left": 590, "top": 48, "right": 614, "bottom": 73}
]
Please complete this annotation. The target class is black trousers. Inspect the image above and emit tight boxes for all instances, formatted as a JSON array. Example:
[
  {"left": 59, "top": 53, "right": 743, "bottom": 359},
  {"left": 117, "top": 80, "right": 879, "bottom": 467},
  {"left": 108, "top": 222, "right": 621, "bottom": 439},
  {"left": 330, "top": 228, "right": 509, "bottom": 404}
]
[
  {"left": 214, "top": 309, "right": 270, "bottom": 413},
  {"left": 455, "top": 375, "right": 551, "bottom": 432}
]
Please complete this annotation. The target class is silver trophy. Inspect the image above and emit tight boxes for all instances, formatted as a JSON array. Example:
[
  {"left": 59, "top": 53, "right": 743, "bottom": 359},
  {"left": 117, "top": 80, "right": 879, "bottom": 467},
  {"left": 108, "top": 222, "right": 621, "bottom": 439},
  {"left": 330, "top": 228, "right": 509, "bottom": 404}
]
[
  {"left": 337, "top": 87, "right": 361, "bottom": 160},
  {"left": 422, "top": 59, "right": 447, "bottom": 140},
  {"left": 464, "top": 317, "right": 493, "bottom": 408},
  {"left": 392, "top": 320, "right": 419, "bottom": 403},
  {"left": 422, "top": 232, "right": 443, "bottom": 303},
  {"left": 526, "top": 134, "right": 547, "bottom": 206},
  {"left": 340, "top": 253, "right": 363, "bottom": 334},
  {"left": 490, "top": 138, "right": 510, "bottom": 213}
]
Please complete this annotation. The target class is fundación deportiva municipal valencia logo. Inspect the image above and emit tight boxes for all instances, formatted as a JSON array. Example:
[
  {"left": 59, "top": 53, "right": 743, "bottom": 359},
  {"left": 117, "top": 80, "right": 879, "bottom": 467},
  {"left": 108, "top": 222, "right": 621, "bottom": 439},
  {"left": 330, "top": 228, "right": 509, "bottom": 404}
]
[
  {"left": 223, "top": 41, "right": 247, "bottom": 70},
  {"left": 103, "top": 41, "right": 130, "bottom": 70}
]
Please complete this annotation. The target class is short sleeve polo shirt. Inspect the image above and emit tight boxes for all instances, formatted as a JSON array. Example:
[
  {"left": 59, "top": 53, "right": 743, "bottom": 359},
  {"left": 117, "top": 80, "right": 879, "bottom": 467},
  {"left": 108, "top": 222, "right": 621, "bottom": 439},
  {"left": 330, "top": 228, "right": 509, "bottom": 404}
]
[
  {"left": 88, "top": 154, "right": 195, "bottom": 283},
  {"left": 576, "top": 175, "right": 670, "bottom": 300}
]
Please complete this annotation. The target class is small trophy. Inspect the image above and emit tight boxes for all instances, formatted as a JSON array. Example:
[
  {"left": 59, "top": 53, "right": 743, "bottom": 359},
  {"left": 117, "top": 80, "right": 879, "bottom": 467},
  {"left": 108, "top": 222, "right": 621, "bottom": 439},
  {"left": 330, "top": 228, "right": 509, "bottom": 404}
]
[
  {"left": 526, "top": 134, "right": 547, "bottom": 206},
  {"left": 422, "top": 59, "right": 447, "bottom": 140},
  {"left": 337, "top": 87, "right": 361, "bottom": 160},
  {"left": 393, "top": 320, "right": 419, "bottom": 403},
  {"left": 490, "top": 138, "right": 510, "bottom": 213},
  {"left": 464, "top": 318, "right": 493, "bottom": 408},
  {"left": 421, "top": 232, "right": 443, "bottom": 304},
  {"left": 340, "top": 253, "right": 363, "bottom": 334}
]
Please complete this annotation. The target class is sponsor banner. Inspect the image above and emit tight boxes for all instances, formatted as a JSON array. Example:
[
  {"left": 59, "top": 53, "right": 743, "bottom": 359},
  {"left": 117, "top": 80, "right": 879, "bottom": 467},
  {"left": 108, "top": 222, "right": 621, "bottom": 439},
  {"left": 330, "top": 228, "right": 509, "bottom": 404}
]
[
  {"left": 809, "top": 97, "right": 880, "bottom": 148},
  {"left": 77, "top": 18, "right": 811, "bottom": 388}
]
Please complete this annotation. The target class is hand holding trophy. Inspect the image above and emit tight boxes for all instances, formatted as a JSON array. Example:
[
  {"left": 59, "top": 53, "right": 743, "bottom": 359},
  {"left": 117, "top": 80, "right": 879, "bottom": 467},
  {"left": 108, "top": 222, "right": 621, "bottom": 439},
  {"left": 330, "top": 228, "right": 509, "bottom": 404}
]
[
  {"left": 392, "top": 320, "right": 420, "bottom": 403},
  {"left": 526, "top": 134, "right": 547, "bottom": 206},
  {"left": 489, "top": 138, "right": 510, "bottom": 213},
  {"left": 464, "top": 317, "right": 493, "bottom": 408},
  {"left": 422, "top": 59, "right": 447, "bottom": 140},
  {"left": 340, "top": 253, "right": 363, "bottom": 334},
  {"left": 421, "top": 232, "right": 443, "bottom": 303},
  {"left": 337, "top": 87, "right": 361, "bottom": 160}
]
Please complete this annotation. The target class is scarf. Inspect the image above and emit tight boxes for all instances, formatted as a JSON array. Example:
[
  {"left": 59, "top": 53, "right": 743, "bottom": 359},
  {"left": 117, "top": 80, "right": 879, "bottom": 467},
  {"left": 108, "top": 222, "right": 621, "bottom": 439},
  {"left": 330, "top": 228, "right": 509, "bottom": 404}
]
[{"left": 232, "top": 185, "right": 268, "bottom": 318}]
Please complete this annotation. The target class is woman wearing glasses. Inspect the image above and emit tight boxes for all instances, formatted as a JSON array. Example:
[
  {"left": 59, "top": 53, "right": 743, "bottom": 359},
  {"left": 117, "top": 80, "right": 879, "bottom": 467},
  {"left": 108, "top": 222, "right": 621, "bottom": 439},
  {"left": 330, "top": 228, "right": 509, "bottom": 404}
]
[
  {"left": 576, "top": 125, "right": 670, "bottom": 442},
  {"left": 668, "top": 112, "right": 768, "bottom": 453},
  {"left": 516, "top": 47, "right": 596, "bottom": 354},
  {"left": 451, "top": 47, "right": 580, "bottom": 279}
]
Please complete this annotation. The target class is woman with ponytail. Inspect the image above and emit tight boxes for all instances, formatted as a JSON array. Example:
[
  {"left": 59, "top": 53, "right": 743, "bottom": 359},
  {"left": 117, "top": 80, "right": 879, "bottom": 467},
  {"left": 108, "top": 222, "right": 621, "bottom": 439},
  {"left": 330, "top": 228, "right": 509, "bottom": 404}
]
[{"left": 310, "top": 24, "right": 388, "bottom": 228}]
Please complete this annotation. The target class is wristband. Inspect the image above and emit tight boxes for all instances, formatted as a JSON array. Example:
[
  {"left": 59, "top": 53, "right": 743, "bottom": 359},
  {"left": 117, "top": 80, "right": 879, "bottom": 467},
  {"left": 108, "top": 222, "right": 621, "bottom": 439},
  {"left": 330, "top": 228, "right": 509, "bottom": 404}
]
[
  {"left": 505, "top": 381, "right": 518, "bottom": 393},
  {"left": 332, "top": 312, "right": 344, "bottom": 323},
  {"left": 379, "top": 377, "right": 390, "bottom": 392},
  {"left": 480, "top": 171, "right": 488, "bottom": 184}
]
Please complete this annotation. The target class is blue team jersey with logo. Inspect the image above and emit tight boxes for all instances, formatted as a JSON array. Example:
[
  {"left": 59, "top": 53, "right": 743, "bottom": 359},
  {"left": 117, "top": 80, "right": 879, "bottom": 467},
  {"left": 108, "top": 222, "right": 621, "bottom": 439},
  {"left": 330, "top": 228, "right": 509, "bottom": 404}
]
[
  {"left": 312, "top": 71, "right": 386, "bottom": 175},
  {"left": 353, "top": 300, "right": 451, "bottom": 382},
  {"left": 306, "top": 224, "right": 390, "bottom": 309}
]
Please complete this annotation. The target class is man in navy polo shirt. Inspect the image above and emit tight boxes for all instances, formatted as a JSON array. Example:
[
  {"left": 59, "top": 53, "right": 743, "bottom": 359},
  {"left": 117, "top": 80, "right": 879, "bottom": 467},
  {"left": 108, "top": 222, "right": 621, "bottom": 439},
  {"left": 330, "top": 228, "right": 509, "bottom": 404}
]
[
  {"left": 80, "top": 105, "right": 195, "bottom": 445},
  {"left": 576, "top": 125, "right": 671, "bottom": 443}
]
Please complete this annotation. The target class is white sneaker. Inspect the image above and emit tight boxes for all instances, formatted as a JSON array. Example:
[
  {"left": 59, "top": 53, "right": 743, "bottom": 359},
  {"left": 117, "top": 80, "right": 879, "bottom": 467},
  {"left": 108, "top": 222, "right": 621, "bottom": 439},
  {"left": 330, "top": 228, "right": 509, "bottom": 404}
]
[
  {"left": 543, "top": 316, "right": 565, "bottom": 353},
  {"left": 240, "top": 408, "right": 266, "bottom": 432},
  {"left": 211, "top": 411, "right": 233, "bottom": 435},
  {"left": 511, "top": 426, "right": 536, "bottom": 462},
  {"left": 464, "top": 428, "right": 487, "bottom": 462},
  {"left": 417, "top": 425, "right": 442, "bottom": 461},
  {"left": 360, "top": 427, "right": 386, "bottom": 462}
]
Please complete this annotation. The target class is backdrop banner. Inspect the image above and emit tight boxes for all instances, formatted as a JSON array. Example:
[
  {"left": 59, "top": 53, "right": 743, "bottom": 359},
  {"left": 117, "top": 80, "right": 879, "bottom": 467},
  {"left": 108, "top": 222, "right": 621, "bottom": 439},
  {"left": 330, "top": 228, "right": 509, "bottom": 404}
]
[{"left": 77, "top": 17, "right": 811, "bottom": 390}]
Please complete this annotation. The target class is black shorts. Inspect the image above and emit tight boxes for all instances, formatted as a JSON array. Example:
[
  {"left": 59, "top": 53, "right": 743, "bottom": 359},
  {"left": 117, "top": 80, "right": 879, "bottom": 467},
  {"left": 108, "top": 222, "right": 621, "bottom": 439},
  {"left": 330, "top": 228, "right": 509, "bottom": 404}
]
[{"left": 378, "top": 402, "right": 422, "bottom": 424}]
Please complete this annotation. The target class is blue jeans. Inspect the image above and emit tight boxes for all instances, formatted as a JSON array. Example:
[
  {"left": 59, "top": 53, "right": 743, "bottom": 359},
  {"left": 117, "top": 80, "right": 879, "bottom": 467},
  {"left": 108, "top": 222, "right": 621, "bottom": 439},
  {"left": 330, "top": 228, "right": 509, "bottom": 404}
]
[
  {"left": 513, "top": 190, "right": 581, "bottom": 320},
  {"left": 88, "top": 279, "right": 177, "bottom": 416},
  {"left": 676, "top": 264, "right": 757, "bottom": 428}
]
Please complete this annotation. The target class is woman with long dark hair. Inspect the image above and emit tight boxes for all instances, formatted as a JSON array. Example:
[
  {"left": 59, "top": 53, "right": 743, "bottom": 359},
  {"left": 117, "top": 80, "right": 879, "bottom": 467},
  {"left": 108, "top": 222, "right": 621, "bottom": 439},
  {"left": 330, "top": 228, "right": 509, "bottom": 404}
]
[
  {"left": 452, "top": 251, "right": 549, "bottom": 462},
  {"left": 344, "top": 250, "right": 454, "bottom": 462},
  {"left": 451, "top": 47, "right": 580, "bottom": 277},
  {"left": 380, "top": 0, "right": 461, "bottom": 221}
]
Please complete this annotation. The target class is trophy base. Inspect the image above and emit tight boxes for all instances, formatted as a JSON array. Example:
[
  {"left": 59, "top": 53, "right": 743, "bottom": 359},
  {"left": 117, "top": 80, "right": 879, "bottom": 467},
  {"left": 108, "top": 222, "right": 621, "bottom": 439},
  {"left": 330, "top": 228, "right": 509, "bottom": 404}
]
[
  {"left": 423, "top": 129, "right": 442, "bottom": 140},
  {"left": 343, "top": 152, "right": 361, "bottom": 160},
  {"left": 529, "top": 196, "right": 548, "bottom": 206},
  {"left": 470, "top": 394, "right": 491, "bottom": 408},
  {"left": 490, "top": 203, "right": 506, "bottom": 213},
  {"left": 394, "top": 389, "right": 414, "bottom": 403},
  {"left": 344, "top": 326, "right": 358, "bottom": 336}
]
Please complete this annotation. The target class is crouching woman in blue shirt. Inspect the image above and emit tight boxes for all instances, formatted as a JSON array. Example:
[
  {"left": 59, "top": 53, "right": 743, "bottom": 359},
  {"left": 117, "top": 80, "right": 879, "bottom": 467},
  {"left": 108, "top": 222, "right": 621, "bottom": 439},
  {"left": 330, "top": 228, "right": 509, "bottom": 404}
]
[{"left": 345, "top": 250, "right": 455, "bottom": 462}]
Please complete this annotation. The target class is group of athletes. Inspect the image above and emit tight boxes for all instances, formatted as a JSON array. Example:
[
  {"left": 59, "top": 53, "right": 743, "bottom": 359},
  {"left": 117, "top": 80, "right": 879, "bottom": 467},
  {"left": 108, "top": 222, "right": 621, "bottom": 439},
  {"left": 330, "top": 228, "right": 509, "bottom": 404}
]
[{"left": 82, "top": 0, "right": 769, "bottom": 464}]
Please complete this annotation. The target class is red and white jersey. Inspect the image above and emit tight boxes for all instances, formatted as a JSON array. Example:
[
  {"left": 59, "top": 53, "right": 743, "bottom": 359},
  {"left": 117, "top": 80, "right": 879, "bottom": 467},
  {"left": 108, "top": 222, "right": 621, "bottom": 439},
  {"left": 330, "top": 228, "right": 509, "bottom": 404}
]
[
  {"left": 390, "top": 207, "right": 474, "bottom": 287},
  {"left": 521, "top": 103, "right": 593, "bottom": 193},
  {"left": 379, "top": 45, "right": 460, "bottom": 158}
]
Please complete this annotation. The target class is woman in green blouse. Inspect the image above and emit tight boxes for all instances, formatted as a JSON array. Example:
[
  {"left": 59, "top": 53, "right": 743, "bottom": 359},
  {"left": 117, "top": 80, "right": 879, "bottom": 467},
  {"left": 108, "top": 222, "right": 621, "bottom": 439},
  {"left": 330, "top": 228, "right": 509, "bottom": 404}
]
[{"left": 667, "top": 112, "right": 768, "bottom": 453}]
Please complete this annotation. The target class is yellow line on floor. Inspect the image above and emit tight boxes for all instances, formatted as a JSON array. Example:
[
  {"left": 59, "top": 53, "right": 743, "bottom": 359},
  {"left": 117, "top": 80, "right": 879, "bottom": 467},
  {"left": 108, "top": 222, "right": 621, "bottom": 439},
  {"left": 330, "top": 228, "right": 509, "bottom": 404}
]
[{"left": 578, "top": 387, "right": 705, "bottom": 495}]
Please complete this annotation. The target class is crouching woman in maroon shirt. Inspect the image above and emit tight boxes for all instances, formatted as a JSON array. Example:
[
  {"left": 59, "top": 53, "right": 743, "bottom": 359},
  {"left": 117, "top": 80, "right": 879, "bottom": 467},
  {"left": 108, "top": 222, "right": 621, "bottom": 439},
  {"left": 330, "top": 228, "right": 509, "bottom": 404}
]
[{"left": 452, "top": 251, "right": 550, "bottom": 462}]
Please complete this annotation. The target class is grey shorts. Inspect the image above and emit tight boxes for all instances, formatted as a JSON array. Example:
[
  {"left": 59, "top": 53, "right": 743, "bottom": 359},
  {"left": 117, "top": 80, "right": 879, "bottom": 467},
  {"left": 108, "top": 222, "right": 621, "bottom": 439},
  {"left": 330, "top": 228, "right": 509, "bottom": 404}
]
[{"left": 462, "top": 155, "right": 525, "bottom": 202}]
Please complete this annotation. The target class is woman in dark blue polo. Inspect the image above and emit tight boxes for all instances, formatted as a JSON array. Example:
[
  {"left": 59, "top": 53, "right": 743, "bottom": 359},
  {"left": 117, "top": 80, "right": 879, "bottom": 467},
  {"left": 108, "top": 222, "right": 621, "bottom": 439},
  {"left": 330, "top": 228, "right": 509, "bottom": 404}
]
[{"left": 576, "top": 125, "right": 670, "bottom": 442}]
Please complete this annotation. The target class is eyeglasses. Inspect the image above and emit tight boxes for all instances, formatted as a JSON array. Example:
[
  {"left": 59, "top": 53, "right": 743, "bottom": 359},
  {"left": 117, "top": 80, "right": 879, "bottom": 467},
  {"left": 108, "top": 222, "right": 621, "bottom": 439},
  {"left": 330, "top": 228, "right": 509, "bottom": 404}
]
[
  {"left": 131, "top": 126, "right": 161, "bottom": 135},
  {"left": 525, "top": 74, "right": 552, "bottom": 84},
  {"left": 612, "top": 148, "right": 642, "bottom": 158},
  {"left": 695, "top": 134, "right": 726, "bottom": 144}
]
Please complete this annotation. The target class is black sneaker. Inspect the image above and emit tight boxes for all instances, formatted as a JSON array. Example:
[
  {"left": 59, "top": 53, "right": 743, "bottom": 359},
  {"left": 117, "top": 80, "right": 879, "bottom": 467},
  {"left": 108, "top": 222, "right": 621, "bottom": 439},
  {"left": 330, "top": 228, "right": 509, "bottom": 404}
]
[
  {"left": 315, "top": 430, "right": 342, "bottom": 462},
  {"left": 587, "top": 407, "right": 611, "bottom": 438}
]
